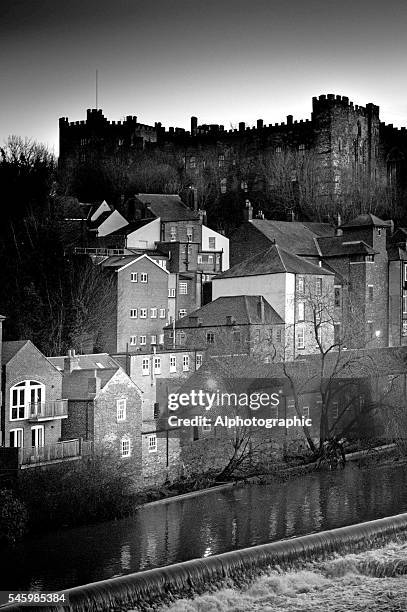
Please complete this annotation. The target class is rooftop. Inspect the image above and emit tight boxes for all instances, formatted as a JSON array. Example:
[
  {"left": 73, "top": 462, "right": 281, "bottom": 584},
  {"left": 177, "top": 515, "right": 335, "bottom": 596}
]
[
  {"left": 248, "top": 219, "right": 335, "bottom": 256},
  {"left": 214, "top": 244, "right": 333, "bottom": 279},
  {"left": 341, "top": 213, "right": 392, "bottom": 229},
  {"left": 135, "top": 194, "right": 199, "bottom": 222}
]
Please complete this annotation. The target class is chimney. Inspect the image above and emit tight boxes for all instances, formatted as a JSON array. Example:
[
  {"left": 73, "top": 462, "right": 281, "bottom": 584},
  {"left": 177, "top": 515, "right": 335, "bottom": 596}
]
[
  {"left": 88, "top": 371, "right": 101, "bottom": 398},
  {"left": 243, "top": 199, "right": 253, "bottom": 222},
  {"left": 64, "top": 349, "right": 80, "bottom": 374},
  {"left": 257, "top": 297, "right": 265, "bottom": 322}
]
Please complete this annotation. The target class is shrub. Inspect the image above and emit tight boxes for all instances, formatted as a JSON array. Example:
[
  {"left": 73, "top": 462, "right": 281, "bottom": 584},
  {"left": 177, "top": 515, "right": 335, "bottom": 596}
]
[{"left": 0, "top": 489, "right": 28, "bottom": 544}]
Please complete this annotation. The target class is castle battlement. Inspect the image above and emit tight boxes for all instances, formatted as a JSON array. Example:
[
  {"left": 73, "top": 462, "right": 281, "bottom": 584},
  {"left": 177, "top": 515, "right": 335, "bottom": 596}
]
[{"left": 312, "top": 94, "right": 380, "bottom": 117}]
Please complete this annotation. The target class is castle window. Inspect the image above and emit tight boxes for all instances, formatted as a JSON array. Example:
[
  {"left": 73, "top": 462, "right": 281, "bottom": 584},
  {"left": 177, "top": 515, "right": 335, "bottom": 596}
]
[
  {"left": 299, "top": 144, "right": 305, "bottom": 153},
  {"left": 275, "top": 146, "right": 282, "bottom": 154},
  {"left": 367, "top": 321, "right": 374, "bottom": 339},
  {"left": 403, "top": 321, "right": 407, "bottom": 336},
  {"left": 189, "top": 156, "right": 196, "bottom": 169},
  {"left": 218, "top": 154, "right": 225, "bottom": 168},
  {"left": 334, "top": 323, "right": 341, "bottom": 345},
  {"left": 220, "top": 178, "right": 227, "bottom": 194},
  {"left": 241, "top": 180, "right": 248, "bottom": 192}
]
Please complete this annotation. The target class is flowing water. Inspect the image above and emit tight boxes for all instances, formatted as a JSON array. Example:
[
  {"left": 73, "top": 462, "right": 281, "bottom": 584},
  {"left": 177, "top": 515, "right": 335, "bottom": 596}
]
[
  {"left": 160, "top": 541, "right": 407, "bottom": 612},
  {"left": 3, "top": 460, "right": 407, "bottom": 592}
]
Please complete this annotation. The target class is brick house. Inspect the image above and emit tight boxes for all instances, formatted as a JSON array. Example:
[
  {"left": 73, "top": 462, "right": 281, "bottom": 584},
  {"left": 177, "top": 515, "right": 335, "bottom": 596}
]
[
  {"left": 212, "top": 244, "right": 335, "bottom": 358},
  {"left": 0, "top": 340, "right": 77, "bottom": 468},
  {"left": 113, "top": 347, "right": 205, "bottom": 486},
  {"left": 48, "top": 352, "right": 142, "bottom": 479},
  {"left": 163, "top": 295, "right": 285, "bottom": 358}
]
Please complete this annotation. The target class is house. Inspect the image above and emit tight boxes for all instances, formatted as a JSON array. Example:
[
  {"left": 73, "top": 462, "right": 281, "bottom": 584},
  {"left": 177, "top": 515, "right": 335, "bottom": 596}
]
[
  {"left": 0, "top": 338, "right": 86, "bottom": 470},
  {"left": 163, "top": 295, "right": 285, "bottom": 357},
  {"left": 113, "top": 347, "right": 206, "bottom": 486},
  {"left": 48, "top": 351, "right": 143, "bottom": 480},
  {"left": 212, "top": 244, "right": 335, "bottom": 358}
]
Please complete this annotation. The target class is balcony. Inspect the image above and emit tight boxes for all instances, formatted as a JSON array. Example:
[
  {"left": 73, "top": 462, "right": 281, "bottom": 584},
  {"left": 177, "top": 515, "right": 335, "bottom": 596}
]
[
  {"left": 73, "top": 247, "right": 125, "bottom": 256},
  {"left": 18, "top": 439, "right": 93, "bottom": 467},
  {"left": 28, "top": 400, "right": 68, "bottom": 422}
]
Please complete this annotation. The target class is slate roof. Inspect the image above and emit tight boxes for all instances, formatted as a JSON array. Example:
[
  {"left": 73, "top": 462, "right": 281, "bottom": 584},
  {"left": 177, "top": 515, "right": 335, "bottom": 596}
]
[
  {"left": 136, "top": 194, "right": 199, "bottom": 222},
  {"left": 316, "top": 237, "right": 377, "bottom": 257},
  {"left": 48, "top": 353, "right": 120, "bottom": 370},
  {"left": 340, "top": 214, "right": 392, "bottom": 229},
  {"left": 2, "top": 340, "right": 29, "bottom": 365},
  {"left": 214, "top": 244, "right": 333, "bottom": 279},
  {"left": 248, "top": 219, "right": 335, "bottom": 256},
  {"left": 165, "top": 296, "right": 284, "bottom": 329},
  {"left": 100, "top": 253, "right": 168, "bottom": 269},
  {"left": 87, "top": 211, "right": 111, "bottom": 230},
  {"left": 387, "top": 246, "right": 407, "bottom": 262}
]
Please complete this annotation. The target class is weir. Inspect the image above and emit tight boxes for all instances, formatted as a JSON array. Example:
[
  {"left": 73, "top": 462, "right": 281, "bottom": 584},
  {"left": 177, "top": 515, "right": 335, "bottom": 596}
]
[{"left": 5, "top": 512, "right": 407, "bottom": 612}]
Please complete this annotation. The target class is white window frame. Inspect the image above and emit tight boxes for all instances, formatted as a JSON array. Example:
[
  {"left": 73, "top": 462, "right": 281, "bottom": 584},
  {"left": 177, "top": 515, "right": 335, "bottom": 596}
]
[
  {"left": 150, "top": 308, "right": 157, "bottom": 318},
  {"left": 196, "top": 354, "right": 203, "bottom": 369},
  {"left": 130, "top": 272, "right": 138, "bottom": 282},
  {"left": 31, "top": 425, "right": 44, "bottom": 448},
  {"left": 154, "top": 357, "right": 161, "bottom": 374},
  {"left": 403, "top": 293, "right": 407, "bottom": 314},
  {"left": 297, "top": 326, "right": 305, "bottom": 349},
  {"left": 142, "top": 358, "right": 150, "bottom": 375},
  {"left": 159, "top": 308, "right": 166, "bottom": 318},
  {"left": 151, "top": 335, "right": 157, "bottom": 345},
  {"left": 10, "top": 428, "right": 24, "bottom": 448},
  {"left": 140, "top": 335, "right": 146, "bottom": 346},
  {"left": 130, "top": 309, "right": 138, "bottom": 318},
  {"left": 170, "top": 227, "right": 177, "bottom": 242},
  {"left": 298, "top": 301, "right": 305, "bottom": 322},
  {"left": 298, "top": 276, "right": 304, "bottom": 294},
  {"left": 117, "top": 399, "right": 127, "bottom": 422},
  {"left": 148, "top": 434, "right": 157, "bottom": 453},
  {"left": 208, "top": 237, "right": 216, "bottom": 250},
  {"left": 140, "top": 308, "right": 147, "bottom": 318},
  {"left": 130, "top": 336, "right": 137, "bottom": 346},
  {"left": 183, "top": 355, "right": 190, "bottom": 372},
  {"left": 179, "top": 282, "right": 188, "bottom": 294},
  {"left": 10, "top": 380, "right": 45, "bottom": 421},
  {"left": 187, "top": 227, "right": 193, "bottom": 242},
  {"left": 140, "top": 273, "right": 148, "bottom": 283},
  {"left": 170, "top": 355, "right": 177, "bottom": 373},
  {"left": 121, "top": 437, "right": 131, "bottom": 458}
]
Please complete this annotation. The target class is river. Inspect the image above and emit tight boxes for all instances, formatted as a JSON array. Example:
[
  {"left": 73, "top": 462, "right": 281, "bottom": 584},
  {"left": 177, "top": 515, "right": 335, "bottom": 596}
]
[{"left": 2, "top": 460, "right": 407, "bottom": 592}]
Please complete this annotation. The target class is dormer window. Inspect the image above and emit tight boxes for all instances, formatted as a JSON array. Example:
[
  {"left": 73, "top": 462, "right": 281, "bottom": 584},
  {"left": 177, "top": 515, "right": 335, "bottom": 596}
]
[{"left": 365, "top": 255, "right": 374, "bottom": 262}]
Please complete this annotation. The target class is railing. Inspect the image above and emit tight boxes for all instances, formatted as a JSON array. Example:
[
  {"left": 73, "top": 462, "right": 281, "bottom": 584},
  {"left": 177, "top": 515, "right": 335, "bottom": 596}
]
[
  {"left": 28, "top": 400, "right": 68, "bottom": 421},
  {"left": 73, "top": 247, "right": 125, "bottom": 256},
  {"left": 18, "top": 439, "right": 86, "bottom": 466}
]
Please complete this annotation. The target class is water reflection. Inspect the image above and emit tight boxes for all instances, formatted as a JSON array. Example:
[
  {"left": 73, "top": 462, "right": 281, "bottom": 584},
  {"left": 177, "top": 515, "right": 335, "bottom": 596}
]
[{"left": 2, "top": 462, "right": 407, "bottom": 592}]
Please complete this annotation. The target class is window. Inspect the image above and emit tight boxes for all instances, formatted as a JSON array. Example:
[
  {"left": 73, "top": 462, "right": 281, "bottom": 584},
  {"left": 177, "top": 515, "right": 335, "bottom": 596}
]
[
  {"left": 299, "top": 143, "right": 305, "bottom": 152},
  {"left": 365, "top": 255, "right": 374, "bottom": 262},
  {"left": 206, "top": 332, "right": 215, "bottom": 344},
  {"left": 368, "top": 285, "right": 374, "bottom": 302},
  {"left": 297, "top": 327, "right": 305, "bottom": 349},
  {"left": 178, "top": 331, "right": 186, "bottom": 345},
  {"left": 10, "top": 380, "right": 44, "bottom": 421},
  {"left": 196, "top": 354, "right": 203, "bottom": 369},
  {"left": 10, "top": 428, "right": 23, "bottom": 448},
  {"left": 276, "top": 328, "right": 282, "bottom": 343},
  {"left": 298, "top": 276, "right": 304, "bottom": 294},
  {"left": 151, "top": 335, "right": 157, "bottom": 344},
  {"left": 403, "top": 321, "right": 407, "bottom": 337},
  {"left": 179, "top": 282, "right": 188, "bottom": 294},
  {"left": 270, "top": 403, "right": 279, "bottom": 419},
  {"left": 117, "top": 399, "right": 127, "bottom": 422},
  {"left": 154, "top": 402, "right": 160, "bottom": 419},
  {"left": 208, "top": 255, "right": 214, "bottom": 263},
  {"left": 154, "top": 357, "right": 161, "bottom": 374},
  {"left": 334, "top": 286, "right": 341, "bottom": 307},
  {"left": 189, "top": 156, "right": 196, "bottom": 168},
  {"left": 170, "top": 227, "right": 177, "bottom": 241},
  {"left": 140, "top": 308, "right": 147, "bottom": 318},
  {"left": 220, "top": 178, "right": 227, "bottom": 194},
  {"left": 150, "top": 308, "right": 157, "bottom": 318},
  {"left": 121, "top": 437, "right": 131, "bottom": 458},
  {"left": 187, "top": 227, "right": 193, "bottom": 242},
  {"left": 170, "top": 355, "right": 177, "bottom": 373},
  {"left": 332, "top": 402, "right": 339, "bottom": 419},
  {"left": 130, "top": 336, "right": 137, "bottom": 346},
  {"left": 31, "top": 425, "right": 44, "bottom": 447},
  {"left": 275, "top": 146, "right": 282, "bottom": 154},
  {"left": 298, "top": 302, "right": 305, "bottom": 322},
  {"left": 179, "top": 309, "right": 187, "bottom": 318},
  {"left": 208, "top": 237, "right": 216, "bottom": 250},
  {"left": 118, "top": 138, "right": 124, "bottom": 146},
  {"left": 302, "top": 406, "right": 310, "bottom": 418},
  {"left": 168, "top": 288, "right": 176, "bottom": 298},
  {"left": 233, "top": 330, "right": 241, "bottom": 344},
  {"left": 148, "top": 434, "right": 157, "bottom": 453},
  {"left": 218, "top": 154, "right": 225, "bottom": 167},
  {"left": 159, "top": 333, "right": 164, "bottom": 345},
  {"left": 202, "top": 422, "right": 212, "bottom": 432},
  {"left": 334, "top": 323, "right": 341, "bottom": 345},
  {"left": 130, "top": 309, "right": 138, "bottom": 318},
  {"left": 159, "top": 308, "right": 166, "bottom": 318},
  {"left": 140, "top": 335, "right": 146, "bottom": 345},
  {"left": 130, "top": 272, "right": 138, "bottom": 282},
  {"left": 404, "top": 265, "right": 407, "bottom": 283},
  {"left": 241, "top": 180, "right": 248, "bottom": 192},
  {"left": 316, "top": 278, "right": 323, "bottom": 296},
  {"left": 142, "top": 358, "right": 150, "bottom": 375},
  {"left": 183, "top": 355, "right": 190, "bottom": 372},
  {"left": 140, "top": 273, "right": 148, "bottom": 283},
  {"left": 403, "top": 292, "right": 407, "bottom": 314}
]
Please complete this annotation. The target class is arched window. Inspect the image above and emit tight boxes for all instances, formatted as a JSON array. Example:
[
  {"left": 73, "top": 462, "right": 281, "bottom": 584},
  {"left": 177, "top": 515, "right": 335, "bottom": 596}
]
[
  {"left": 220, "top": 178, "right": 227, "bottom": 194},
  {"left": 10, "top": 380, "right": 45, "bottom": 421}
]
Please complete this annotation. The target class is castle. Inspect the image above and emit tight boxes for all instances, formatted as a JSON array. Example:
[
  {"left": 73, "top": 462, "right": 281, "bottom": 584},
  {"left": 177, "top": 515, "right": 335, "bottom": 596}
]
[{"left": 59, "top": 95, "right": 407, "bottom": 223}]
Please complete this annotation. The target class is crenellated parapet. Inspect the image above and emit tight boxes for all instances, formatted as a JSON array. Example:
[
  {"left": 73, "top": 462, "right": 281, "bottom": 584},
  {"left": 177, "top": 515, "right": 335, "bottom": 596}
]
[{"left": 312, "top": 94, "right": 380, "bottom": 118}]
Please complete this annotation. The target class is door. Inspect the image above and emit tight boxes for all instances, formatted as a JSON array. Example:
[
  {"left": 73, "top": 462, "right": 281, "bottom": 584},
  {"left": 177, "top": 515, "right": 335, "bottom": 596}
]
[{"left": 31, "top": 425, "right": 44, "bottom": 449}]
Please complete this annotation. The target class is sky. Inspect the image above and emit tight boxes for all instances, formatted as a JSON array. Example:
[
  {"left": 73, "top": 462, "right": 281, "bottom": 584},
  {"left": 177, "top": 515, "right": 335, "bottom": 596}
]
[{"left": 1, "top": 0, "right": 407, "bottom": 155}]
